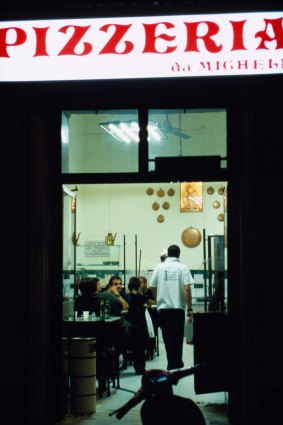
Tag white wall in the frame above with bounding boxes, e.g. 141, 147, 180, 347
75, 182, 227, 282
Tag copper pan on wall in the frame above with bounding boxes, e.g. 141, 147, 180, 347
181, 227, 202, 248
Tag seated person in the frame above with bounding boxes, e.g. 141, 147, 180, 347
127, 276, 155, 358
139, 276, 159, 328
100, 275, 129, 313
104, 275, 132, 305
97, 275, 147, 375
138, 276, 156, 305
74, 277, 101, 316
119, 287, 132, 305
139, 276, 159, 353
127, 276, 151, 320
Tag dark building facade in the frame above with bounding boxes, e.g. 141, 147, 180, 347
1, 2, 282, 424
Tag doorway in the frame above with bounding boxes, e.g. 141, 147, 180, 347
62, 180, 228, 401
61, 107, 229, 414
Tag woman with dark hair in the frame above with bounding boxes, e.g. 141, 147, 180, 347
127, 276, 151, 328
128, 276, 150, 308
127, 277, 155, 360
74, 277, 101, 316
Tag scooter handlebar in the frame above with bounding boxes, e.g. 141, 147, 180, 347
110, 363, 207, 419
109, 387, 145, 420
167, 363, 207, 385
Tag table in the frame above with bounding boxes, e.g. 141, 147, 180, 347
63, 316, 121, 398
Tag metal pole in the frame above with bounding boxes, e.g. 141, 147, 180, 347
203, 229, 207, 312
135, 234, 137, 275
208, 236, 213, 301
73, 196, 77, 298
138, 249, 142, 276
123, 234, 126, 284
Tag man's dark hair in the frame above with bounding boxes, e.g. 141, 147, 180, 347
108, 275, 122, 286
167, 245, 180, 258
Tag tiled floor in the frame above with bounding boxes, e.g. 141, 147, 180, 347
57, 330, 229, 425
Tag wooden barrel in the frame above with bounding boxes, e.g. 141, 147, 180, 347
69, 337, 96, 414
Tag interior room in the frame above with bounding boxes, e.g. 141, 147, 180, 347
63, 181, 228, 304
62, 180, 229, 424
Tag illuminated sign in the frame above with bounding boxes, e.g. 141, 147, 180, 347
0, 12, 282, 81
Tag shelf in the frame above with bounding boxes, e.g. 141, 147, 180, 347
77, 262, 119, 267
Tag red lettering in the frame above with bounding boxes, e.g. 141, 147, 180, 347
33, 27, 49, 56
268, 58, 283, 69
0, 27, 27, 58
199, 61, 212, 71
142, 22, 176, 53
230, 20, 247, 51
99, 24, 133, 54
0, 15, 282, 63
237, 60, 249, 70
255, 18, 283, 49
58, 25, 92, 56
184, 21, 222, 53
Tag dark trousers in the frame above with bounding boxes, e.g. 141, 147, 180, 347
159, 308, 185, 370
129, 323, 147, 371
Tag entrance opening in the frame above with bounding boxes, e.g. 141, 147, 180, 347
62, 181, 228, 406
61, 107, 229, 419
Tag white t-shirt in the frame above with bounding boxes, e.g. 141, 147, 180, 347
150, 257, 194, 310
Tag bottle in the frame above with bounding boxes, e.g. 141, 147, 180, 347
100, 299, 105, 319
104, 299, 111, 319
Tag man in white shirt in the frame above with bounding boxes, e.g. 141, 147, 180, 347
149, 244, 194, 370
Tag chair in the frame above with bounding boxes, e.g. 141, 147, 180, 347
96, 340, 120, 397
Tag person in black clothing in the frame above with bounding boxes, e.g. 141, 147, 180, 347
127, 276, 156, 361
139, 276, 159, 350
74, 276, 101, 316
99, 275, 147, 375
127, 276, 151, 329
75, 275, 146, 374
74, 277, 113, 395
139, 276, 156, 305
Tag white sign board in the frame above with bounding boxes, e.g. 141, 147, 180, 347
84, 241, 110, 257
0, 12, 282, 81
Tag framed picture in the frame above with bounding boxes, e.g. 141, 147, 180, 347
180, 182, 203, 212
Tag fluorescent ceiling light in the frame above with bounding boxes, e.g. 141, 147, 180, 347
99, 120, 167, 143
